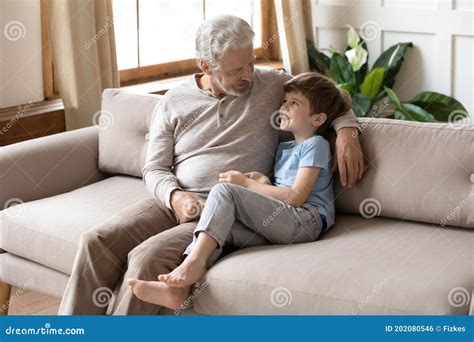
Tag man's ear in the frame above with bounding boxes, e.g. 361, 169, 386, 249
199, 60, 213, 76
312, 113, 327, 127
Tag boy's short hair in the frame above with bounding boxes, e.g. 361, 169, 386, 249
283, 72, 352, 134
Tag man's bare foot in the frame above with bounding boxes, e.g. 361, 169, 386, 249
127, 278, 190, 310
158, 256, 207, 287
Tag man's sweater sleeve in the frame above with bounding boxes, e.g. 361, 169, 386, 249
142, 100, 181, 208
331, 109, 360, 133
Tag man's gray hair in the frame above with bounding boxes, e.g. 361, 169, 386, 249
195, 15, 255, 69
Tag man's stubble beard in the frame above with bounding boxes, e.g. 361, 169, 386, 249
214, 76, 252, 97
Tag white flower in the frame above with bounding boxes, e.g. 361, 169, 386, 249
347, 25, 360, 49
345, 45, 368, 72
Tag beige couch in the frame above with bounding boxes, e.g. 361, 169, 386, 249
1, 89, 473, 315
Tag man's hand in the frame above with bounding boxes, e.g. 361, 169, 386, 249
332, 127, 365, 187
170, 190, 206, 223
244, 171, 271, 185
219, 170, 250, 187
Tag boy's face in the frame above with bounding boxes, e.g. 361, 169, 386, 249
279, 91, 324, 133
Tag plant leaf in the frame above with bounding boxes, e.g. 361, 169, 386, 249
373, 42, 413, 88
394, 109, 415, 121
394, 110, 407, 120
374, 89, 387, 103
338, 82, 355, 94
352, 93, 372, 117
385, 87, 436, 122
306, 39, 330, 74
360, 67, 385, 100
328, 53, 356, 86
384, 87, 403, 110
408, 91, 468, 122
402, 103, 437, 122
354, 41, 369, 88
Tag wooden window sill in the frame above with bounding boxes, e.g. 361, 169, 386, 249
0, 98, 65, 146
0, 98, 64, 122
122, 59, 284, 94
0, 59, 283, 146
0, 59, 284, 120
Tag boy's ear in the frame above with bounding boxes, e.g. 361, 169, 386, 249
312, 112, 327, 127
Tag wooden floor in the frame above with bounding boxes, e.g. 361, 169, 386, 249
8, 286, 60, 315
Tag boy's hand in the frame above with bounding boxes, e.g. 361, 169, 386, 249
244, 171, 271, 185
219, 170, 249, 187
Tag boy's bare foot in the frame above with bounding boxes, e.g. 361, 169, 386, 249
158, 256, 207, 287
127, 278, 190, 310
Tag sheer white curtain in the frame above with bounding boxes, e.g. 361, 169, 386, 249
274, 0, 314, 75
49, 0, 119, 130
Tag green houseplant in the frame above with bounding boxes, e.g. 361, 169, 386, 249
307, 26, 468, 123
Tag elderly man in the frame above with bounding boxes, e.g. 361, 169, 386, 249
59, 15, 364, 315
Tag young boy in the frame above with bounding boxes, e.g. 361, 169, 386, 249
127, 72, 352, 309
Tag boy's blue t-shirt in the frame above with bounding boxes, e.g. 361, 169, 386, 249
273, 135, 335, 230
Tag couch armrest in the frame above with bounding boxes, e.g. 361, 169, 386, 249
0, 126, 108, 208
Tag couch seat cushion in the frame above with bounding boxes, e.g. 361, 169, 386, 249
194, 215, 473, 315
0, 176, 151, 274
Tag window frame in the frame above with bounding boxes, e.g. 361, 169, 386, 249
40, 0, 58, 99
118, 0, 280, 85
40, 0, 280, 94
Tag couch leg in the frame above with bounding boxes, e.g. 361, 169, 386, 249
0, 282, 12, 315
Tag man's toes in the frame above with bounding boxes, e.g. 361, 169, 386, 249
168, 276, 179, 284
157, 274, 168, 282
169, 276, 183, 286
170, 277, 181, 285
161, 276, 175, 286
131, 282, 144, 297
127, 278, 139, 288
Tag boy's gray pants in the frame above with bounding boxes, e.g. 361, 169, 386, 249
184, 182, 325, 265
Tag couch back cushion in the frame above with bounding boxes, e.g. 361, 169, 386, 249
98, 89, 162, 177
335, 118, 474, 229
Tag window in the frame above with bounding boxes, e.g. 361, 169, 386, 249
113, 0, 278, 85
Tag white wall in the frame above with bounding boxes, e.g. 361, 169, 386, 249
312, 0, 474, 119
0, 0, 44, 108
